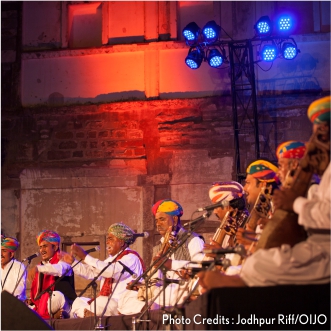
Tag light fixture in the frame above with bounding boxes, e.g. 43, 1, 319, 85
261, 44, 277, 62
182, 22, 200, 45
202, 20, 220, 43
185, 48, 204, 69
254, 16, 272, 36
281, 42, 298, 60
207, 49, 223, 68
277, 16, 293, 33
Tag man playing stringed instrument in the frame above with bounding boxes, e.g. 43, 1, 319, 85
119, 199, 205, 313
235, 160, 279, 248
197, 95, 331, 290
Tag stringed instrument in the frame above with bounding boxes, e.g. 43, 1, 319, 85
256, 127, 330, 250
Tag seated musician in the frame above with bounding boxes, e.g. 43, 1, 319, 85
276, 140, 320, 197
236, 160, 278, 252
1, 235, 27, 301
62, 223, 144, 318
197, 95, 330, 290
204, 181, 249, 250
27, 230, 76, 319
118, 199, 205, 314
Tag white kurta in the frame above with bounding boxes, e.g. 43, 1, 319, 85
241, 163, 331, 286
71, 248, 143, 317
118, 235, 205, 314
1, 259, 27, 301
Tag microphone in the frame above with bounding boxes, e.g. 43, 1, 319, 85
203, 245, 247, 257
118, 261, 137, 279
164, 278, 186, 286
132, 232, 149, 239
183, 211, 210, 227
85, 246, 100, 254
196, 200, 230, 212
22, 252, 40, 262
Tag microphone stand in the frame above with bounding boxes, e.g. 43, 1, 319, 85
11, 258, 30, 297
94, 263, 127, 330
78, 247, 126, 328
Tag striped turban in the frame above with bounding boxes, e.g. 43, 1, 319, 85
108, 223, 135, 244
1, 236, 19, 252
209, 181, 244, 203
36, 230, 60, 246
246, 160, 278, 183
276, 141, 306, 160
152, 199, 183, 217
307, 96, 330, 124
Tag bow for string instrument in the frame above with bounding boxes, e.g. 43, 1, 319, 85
256, 127, 330, 250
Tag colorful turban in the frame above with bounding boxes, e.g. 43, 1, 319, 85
307, 96, 331, 124
108, 223, 135, 244
246, 160, 278, 183
152, 199, 183, 217
276, 141, 306, 160
1, 236, 19, 252
36, 230, 60, 246
209, 181, 244, 203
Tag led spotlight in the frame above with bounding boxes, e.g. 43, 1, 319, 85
261, 45, 277, 62
277, 16, 292, 33
282, 42, 298, 60
202, 20, 220, 43
207, 49, 223, 68
185, 48, 204, 69
182, 22, 200, 45
254, 16, 272, 36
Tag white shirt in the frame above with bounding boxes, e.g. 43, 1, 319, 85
240, 163, 331, 286
36, 259, 74, 276
1, 259, 27, 301
72, 248, 143, 302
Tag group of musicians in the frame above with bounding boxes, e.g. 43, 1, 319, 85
1, 95, 330, 322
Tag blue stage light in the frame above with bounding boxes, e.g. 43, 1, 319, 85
282, 42, 298, 60
202, 21, 220, 43
207, 49, 223, 68
254, 16, 272, 36
261, 45, 277, 62
277, 16, 292, 33
185, 49, 204, 69
182, 22, 200, 45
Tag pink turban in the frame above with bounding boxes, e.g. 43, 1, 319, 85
36, 230, 60, 246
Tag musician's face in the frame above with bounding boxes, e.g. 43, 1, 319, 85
39, 241, 58, 262
106, 233, 125, 256
155, 212, 177, 236
243, 175, 263, 210
1, 248, 14, 268
313, 122, 330, 142
213, 206, 230, 221
277, 158, 299, 185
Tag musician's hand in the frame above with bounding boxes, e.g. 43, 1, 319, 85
257, 217, 269, 230
27, 266, 37, 284
235, 228, 255, 246
126, 280, 139, 291
152, 255, 172, 270
272, 188, 297, 211
197, 270, 247, 291
59, 251, 74, 265
203, 239, 222, 258
71, 243, 87, 260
